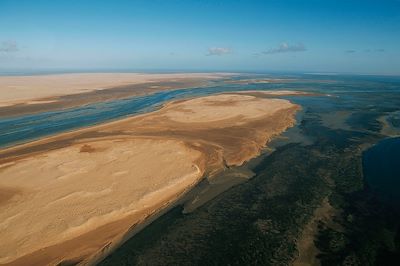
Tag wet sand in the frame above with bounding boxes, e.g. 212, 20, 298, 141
0, 73, 230, 117
0, 93, 300, 265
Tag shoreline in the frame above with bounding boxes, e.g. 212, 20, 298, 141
0, 91, 302, 162
0, 89, 313, 150
0, 72, 232, 117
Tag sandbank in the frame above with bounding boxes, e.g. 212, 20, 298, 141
0, 73, 230, 117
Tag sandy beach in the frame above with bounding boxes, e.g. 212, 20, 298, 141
0, 93, 300, 265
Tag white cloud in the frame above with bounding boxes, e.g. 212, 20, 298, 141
0, 40, 19, 53
262, 42, 306, 55
207, 47, 232, 56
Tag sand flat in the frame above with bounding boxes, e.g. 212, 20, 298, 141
0, 73, 229, 107
0, 93, 300, 265
162, 94, 293, 124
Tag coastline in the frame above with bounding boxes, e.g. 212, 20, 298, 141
0, 92, 300, 265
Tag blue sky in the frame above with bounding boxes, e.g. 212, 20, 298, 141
0, 0, 399, 74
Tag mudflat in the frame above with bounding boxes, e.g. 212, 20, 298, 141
0, 93, 300, 265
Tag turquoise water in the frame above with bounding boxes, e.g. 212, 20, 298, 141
0, 87, 222, 148
1, 74, 400, 149
0, 78, 306, 148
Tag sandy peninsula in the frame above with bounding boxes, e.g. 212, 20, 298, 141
0, 73, 230, 117
0, 93, 300, 265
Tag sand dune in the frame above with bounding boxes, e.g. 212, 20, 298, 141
0, 93, 300, 265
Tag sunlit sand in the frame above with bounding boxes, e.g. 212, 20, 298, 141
0, 93, 299, 265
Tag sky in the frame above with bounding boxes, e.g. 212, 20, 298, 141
0, 0, 400, 74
